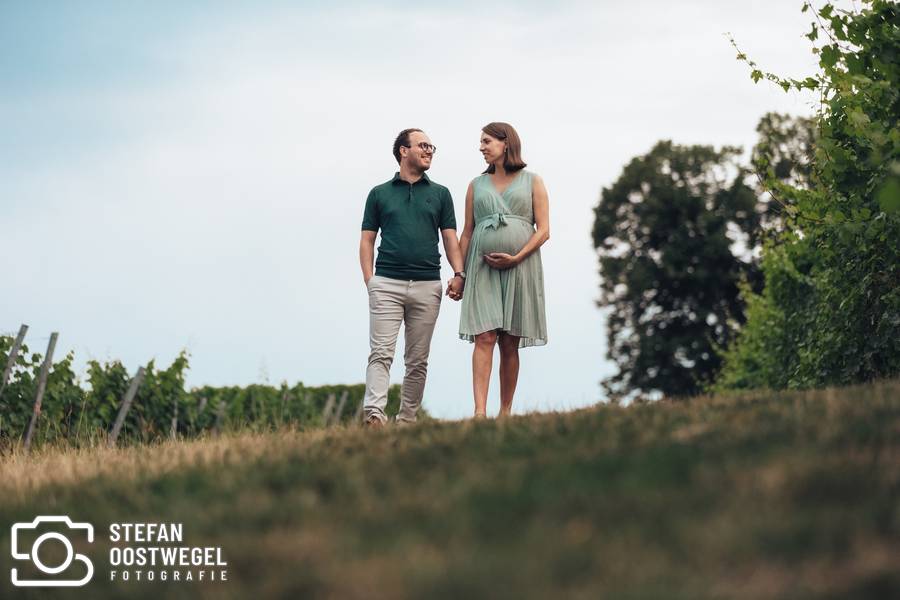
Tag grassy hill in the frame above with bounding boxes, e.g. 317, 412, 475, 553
1, 380, 898, 599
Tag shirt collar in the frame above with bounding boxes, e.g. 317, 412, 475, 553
392, 172, 431, 185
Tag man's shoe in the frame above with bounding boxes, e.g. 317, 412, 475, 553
365, 416, 385, 429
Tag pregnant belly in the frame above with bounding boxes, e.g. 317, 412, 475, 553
477, 221, 533, 257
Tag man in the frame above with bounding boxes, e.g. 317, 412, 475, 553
359, 128, 465, 427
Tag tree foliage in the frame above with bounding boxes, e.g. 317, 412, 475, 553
719, 1, 900, 389
592, 141, 761, 400
751, 112, 817, 233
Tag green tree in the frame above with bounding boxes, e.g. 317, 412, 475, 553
720, 1, 900, 389
751, 112, 817, 233
592, 141, 760, 400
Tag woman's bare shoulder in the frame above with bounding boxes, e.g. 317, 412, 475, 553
521, 170, 542, 187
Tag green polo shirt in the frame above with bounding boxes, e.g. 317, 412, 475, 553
361, 172, 457, 281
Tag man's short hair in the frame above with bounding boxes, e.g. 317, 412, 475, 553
393, 128, 424, 165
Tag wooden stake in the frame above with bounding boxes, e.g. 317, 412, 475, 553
332, 390, 349, 426
23, 332, 58, 452
321, 393, 336, 426
354, 397, 365, 424
74, 396, 87, 443
214, 399, 225, 436
280, 388, 289, 425
107, 366, 145, 447
0, 324, 29, 401
170, 395, 179, 440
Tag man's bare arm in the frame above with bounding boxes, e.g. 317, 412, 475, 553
360, 230, 377, 285
441, 228, 465, 300
441, 228, 464, 274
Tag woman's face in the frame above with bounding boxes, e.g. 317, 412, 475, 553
480, 132, 506, 165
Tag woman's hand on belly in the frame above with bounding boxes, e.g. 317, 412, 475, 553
483, 252, 521, 269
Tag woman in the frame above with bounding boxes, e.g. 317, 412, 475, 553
453, 122, 549, 418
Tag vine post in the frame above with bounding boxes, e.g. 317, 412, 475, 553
107, 366, 146, 447
23, 332, 58, 452
0, 324, 29, 401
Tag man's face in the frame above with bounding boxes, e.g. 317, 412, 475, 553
401, 131, 435, 172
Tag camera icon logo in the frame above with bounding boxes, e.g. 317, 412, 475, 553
10, 516, 94, 587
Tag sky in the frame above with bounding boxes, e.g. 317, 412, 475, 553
1, 1, 826, 419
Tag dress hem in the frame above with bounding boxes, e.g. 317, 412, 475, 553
458, 328, 547, 349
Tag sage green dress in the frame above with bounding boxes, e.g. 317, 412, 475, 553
459, 170, 547, 348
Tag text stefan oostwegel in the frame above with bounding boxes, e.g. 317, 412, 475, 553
108, 522, 228, 583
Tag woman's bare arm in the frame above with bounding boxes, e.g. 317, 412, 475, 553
458, 181, 476, 264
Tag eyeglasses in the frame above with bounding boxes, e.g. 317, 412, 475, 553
404, 142, 437, 155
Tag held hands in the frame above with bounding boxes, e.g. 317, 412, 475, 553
483, 253, 520, 269
446, 275, 464, 301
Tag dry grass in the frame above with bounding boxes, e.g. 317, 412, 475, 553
0, 426, 354, 503
1, 380, 898, 599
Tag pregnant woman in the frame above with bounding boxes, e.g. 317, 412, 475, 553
455, 122, 549, 418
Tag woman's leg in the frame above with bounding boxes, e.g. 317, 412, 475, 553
473, 330, 498, 416
498, 333, 520, 416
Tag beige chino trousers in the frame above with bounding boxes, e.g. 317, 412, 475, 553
364, 275, 442, 423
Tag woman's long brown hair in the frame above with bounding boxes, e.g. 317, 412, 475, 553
482, 122, 527, 174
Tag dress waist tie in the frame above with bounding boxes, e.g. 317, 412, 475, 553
476, 213, 533, 230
